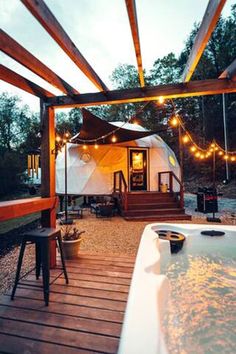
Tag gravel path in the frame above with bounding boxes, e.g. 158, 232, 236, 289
1, 201, 235, 295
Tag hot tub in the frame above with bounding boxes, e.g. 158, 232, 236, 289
118, 223, 236, 354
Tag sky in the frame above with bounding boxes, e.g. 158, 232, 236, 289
1, 0, 235, 112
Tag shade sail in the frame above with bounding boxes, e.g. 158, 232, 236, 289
70, 109, 156, 145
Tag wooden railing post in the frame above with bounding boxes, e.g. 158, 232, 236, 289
158, 172, 160, 191
180, 185, 184, 208
40, 100, 57, 267
169, 172, 173, 192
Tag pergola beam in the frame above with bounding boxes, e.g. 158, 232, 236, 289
46, 79, 236, 108
0, 29, 78, 96
219, 58, 236, 81
182, 0, 226, 82
0, 65, 54, 98
21, 0, 108, 92
125, 0, 145, 87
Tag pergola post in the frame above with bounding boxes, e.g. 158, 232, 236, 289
40, 100, 57, 267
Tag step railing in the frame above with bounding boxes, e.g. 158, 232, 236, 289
113, 170, 128, 211
158, 171, 184, 208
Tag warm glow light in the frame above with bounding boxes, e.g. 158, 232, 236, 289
63, 139, 67, 144
182, 135, 190, 144
211, 143, 215, 148
190, 146, 196, 152
158, 96, 165, 104
94, 143, 99, 149
224, 155, 229, 160
56, 136, 61, 142
111, 135, 117, 143
210, 148, 214, 152
195, 152, 200, 158
218, 151, 223, 156
214, 147, 219, 151
132, 120, 139, 126
170, 116, 179, 127
231, 156, 235, 161
82, 144, 87, 150
65, 132, 70, 138
200, 154, 205, 159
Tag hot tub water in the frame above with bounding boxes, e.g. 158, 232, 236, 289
160, 229, 236, 354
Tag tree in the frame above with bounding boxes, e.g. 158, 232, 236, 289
0, 93, 32, 154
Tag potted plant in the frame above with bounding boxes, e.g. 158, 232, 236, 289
61, 225, 85, 259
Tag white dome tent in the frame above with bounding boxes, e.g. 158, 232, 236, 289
56, 119, 180, 195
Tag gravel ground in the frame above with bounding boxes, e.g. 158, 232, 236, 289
1, 198, 235, 295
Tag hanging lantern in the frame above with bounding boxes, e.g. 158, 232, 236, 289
27, 149, 40, 178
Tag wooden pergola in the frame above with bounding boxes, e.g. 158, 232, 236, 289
0, 0, 236, 255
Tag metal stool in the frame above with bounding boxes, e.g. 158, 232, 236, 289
11, 227, 68, 306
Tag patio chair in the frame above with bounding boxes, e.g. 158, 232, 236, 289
96, 204, 114, 218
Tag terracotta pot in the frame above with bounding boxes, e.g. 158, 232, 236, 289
62, 238, 82, 259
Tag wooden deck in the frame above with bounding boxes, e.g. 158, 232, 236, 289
0, 253, 135, 354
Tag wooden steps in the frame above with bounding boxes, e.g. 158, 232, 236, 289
123, 191, 191, 221
0, 253, 135, 354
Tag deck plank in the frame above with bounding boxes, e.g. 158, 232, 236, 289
0, 253, 135, 353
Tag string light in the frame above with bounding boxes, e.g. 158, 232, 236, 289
170, 116, 179, 127
158, 96, 165, 104
169, 111, 236, 163
111, 135, 117, 143
182, 134, 190, 144
94, 142, 99, 149
82, 144, 87, 150
56, 136, 61, 143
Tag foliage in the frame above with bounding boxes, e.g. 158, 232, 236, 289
61, 225, 85, 241
1, 4, 235, 192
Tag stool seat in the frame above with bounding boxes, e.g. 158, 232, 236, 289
11, 227, 68, 306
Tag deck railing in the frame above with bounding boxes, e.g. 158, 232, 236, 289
158, 171, 184, 208
113, 170, 128, 211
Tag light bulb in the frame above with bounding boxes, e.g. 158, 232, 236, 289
94, 143, 99, 149
224, 155, 229, 160
182, 135, 189, 144
82, 144, 87, 150
170, 116, 178, 127
218, 151, 223, 156
230, 156, 235, 161
111, 135, 117, 143
56, 136, 61, 143
158, 96, 165, 104
190, 146, 196, 152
